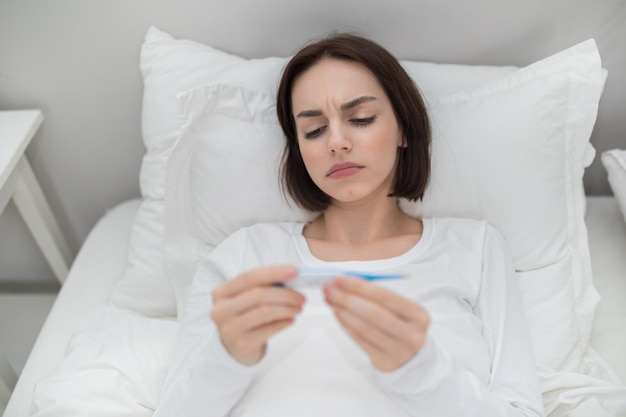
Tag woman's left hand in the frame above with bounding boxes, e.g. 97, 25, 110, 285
323, 275, 430, 372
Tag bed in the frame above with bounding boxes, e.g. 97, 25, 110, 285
3, 16, 626, 417
3, 195, 626, 417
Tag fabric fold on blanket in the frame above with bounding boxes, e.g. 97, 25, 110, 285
30, 305, 179, 417
29, 304, 626, 417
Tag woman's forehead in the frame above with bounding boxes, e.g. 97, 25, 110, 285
291, 58, 386, 111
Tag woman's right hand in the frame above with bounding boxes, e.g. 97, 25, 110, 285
210, 265, 305, 366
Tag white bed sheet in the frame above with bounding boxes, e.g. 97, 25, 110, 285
3, 196, 626, 416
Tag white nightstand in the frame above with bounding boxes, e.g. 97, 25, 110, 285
0, 110, 72, 404
0, 110, 71, 282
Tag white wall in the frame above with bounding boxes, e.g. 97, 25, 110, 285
0, 0, 625, 283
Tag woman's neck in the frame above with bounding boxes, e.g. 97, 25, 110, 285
305, 196, 419, 246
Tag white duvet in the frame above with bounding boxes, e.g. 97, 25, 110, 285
29, 303, 626, 417
30, 305, 178, 417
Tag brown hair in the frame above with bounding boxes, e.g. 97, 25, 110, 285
277, 33, 431, 212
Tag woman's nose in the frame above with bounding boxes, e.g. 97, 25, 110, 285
327, 126, 352, 154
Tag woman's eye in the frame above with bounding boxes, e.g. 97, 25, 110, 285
351, 116, 376, 127
304, 126, 326, 139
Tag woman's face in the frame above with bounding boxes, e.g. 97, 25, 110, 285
291, 58, 404, 207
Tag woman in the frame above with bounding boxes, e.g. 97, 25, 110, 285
155, 34, 545, 417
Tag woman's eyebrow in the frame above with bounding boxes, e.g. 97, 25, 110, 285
296, 109, 323, 118
341, 95, 377, 111
295, 95, 377, 118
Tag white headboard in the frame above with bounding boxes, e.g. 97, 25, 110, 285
0, 0, 624, 282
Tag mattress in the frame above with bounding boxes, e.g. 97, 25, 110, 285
4, 196, 626, 416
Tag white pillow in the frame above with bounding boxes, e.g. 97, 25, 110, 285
403, 40, 602, 374
110, 25, 536, 317
108, 27, 286, 316
164, 85, 310, 312
164, 39, 604, 379
601, 149, 626, 225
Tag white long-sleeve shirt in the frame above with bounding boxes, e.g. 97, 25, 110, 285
154, 218, 545, 417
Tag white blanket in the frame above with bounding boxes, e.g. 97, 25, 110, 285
30, 306, 178, 416
29, 302, 626, 417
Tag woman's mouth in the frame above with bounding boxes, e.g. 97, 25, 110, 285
326, 162, 364, 179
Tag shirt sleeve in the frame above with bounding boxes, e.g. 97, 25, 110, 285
375, 223, 545, 417
153, 230, 258, 417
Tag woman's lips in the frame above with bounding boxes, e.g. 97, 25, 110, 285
327, 162, 364, 179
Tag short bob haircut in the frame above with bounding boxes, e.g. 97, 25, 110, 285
276, 33, 431, 213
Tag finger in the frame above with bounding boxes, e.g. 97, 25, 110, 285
236, 304, 303, 332
212, 286, 305, 321
222, 318, 296, 366
332, 305, 397, 352
245, 318, 296, 349
337, 303, 426, 353
337, 320, 413, 372
219, 306, 301, 356
333, 276, 429, 324
332, 305, 425, 372
330, 308, 406, 372
335, 309, 385, 357
326, 285, 413, 341
214, 265, 298, 299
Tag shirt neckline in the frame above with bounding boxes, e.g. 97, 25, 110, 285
292, 218, 433, 269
